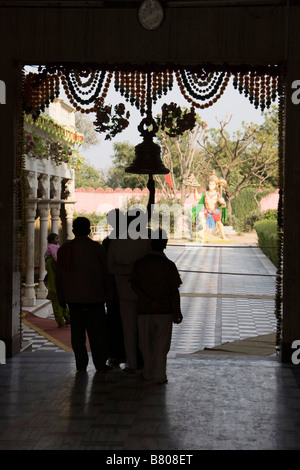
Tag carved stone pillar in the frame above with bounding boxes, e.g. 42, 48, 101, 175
38, 173, 49, 199
22, 199, 38, 307
36, 201, 50, 299
50, 176, 61, 234
50, 175, 61, 200
64, 202, 75, 240
50, 176, 62, 235
63, 178, 75, 240
25, 170, 37, 199
50, 201, 61, 234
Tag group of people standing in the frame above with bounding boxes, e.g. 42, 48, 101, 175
44, 177, 183, 384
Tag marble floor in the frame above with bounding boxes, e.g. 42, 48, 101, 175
1, 244, 300, 453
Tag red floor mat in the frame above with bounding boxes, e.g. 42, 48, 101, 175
22, 310, 91, 352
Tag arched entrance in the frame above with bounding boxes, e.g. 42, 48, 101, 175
19, 62, 284, 356
1, 2, 299, 363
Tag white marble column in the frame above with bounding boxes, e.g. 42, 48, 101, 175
50, 176, 61, 234
36, 201, 50, 299
22, 199, 38, 307
50, 201, 61, 235
64, 202, 75, 240
63, 178, 75, 240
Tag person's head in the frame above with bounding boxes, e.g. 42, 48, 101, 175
207, 171, 219, 191
151, 228, 168, 252
72, 217, 91, 237
208, 180, 217, 191
47, 233, 59, 244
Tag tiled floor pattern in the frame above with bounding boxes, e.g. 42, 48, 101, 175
22, 244, 278, 355
1, 353, 300, 450
3, 245, 300, 451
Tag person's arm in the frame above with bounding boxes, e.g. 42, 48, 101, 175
170, 286, 183, 324
55, 249, 67, 308
194, 187, 202, 200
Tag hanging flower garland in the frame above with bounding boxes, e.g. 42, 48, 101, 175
61, 69, 113, 114
114, 70, 173, 115
274, 69, 285, 352
16, 63, 27, 349
23, 71, 60, 120
175, 68, 230, 109
158, 102, 196, 137
23, 64, 282, 141
93, 102, 130, 140
62, 69, 106, 108
232, 69, 279, 111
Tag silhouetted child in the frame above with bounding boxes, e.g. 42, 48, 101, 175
45, 233, 60, 261
129, 229, 183, 384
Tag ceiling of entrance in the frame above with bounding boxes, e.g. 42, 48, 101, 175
0, 0, 287, 7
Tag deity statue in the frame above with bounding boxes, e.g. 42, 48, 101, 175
191, 171, 227, 239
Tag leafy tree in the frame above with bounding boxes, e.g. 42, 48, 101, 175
106, 141, 148, 189
155, 116, 209, 205
75, 159, 107, 189
73, 211, 107, 227
75, 112, 100, 150
100, 106, 279, 223
197, 105, 279, 218
74, 113, 106, 189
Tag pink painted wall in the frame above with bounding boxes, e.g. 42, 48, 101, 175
74, 187, 195, 215
74, 187, 149, 215
259, 189, 279, 212
74, 187, 279, 215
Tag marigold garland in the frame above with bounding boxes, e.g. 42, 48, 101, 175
114, 70, 173, 115
232, 69, 279, 111
23, 63, 282, 139
274, 68, 285, 352
24, 71, 60, 120
175, 69, 230, 109
16, 63, 27, 348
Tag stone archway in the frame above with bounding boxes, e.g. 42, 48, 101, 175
1, 3, 299, 362
20, 62, 284, 354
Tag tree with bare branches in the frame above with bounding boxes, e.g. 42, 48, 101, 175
196, 106, 278, 218
155, 105, 278, 219
154, 117, 209, 205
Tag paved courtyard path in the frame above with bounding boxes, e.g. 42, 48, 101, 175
166, 242, 277, 354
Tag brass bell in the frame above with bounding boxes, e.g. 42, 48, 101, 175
126, 138, 169, 175
125, 116, 169, 175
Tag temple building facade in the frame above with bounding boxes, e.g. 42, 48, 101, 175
22, 98, 82, 307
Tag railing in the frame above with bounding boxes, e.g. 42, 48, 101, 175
90, 225, 112, 242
